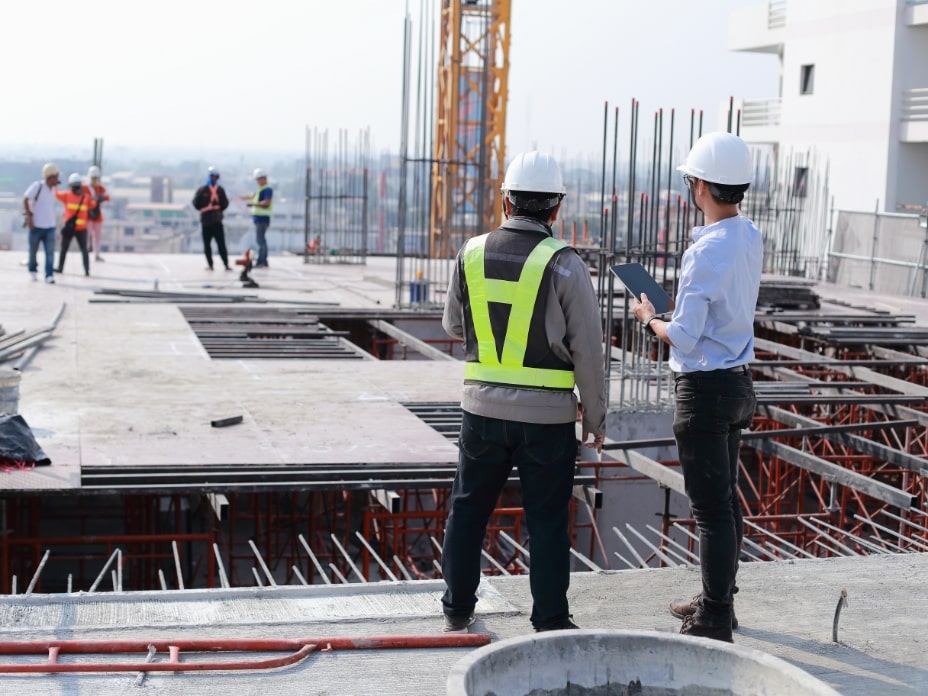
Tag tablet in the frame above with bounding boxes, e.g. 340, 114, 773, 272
610, 263, 673, 315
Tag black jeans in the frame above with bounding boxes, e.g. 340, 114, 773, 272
441, 411, 576, 629
673, 368, 756, 627
58, 230, 90, 275
202, 221, 229, 269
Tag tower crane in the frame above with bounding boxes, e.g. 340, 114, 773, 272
430, 0, 512, 259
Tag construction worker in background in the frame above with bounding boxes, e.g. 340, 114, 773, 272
85, 165, 110, 262
240, 168, 273, 268
23, 163, 61, 283
55, 173, 97, 277
440, 151, 606, 634
192, 166, 231, 271
632, 132, 762, 643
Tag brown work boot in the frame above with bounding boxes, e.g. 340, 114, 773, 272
670, 593, 738, 629
679, 614, 733, 643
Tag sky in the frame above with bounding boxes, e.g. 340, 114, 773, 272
1, 0, 779, 165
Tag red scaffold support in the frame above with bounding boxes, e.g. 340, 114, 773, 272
0, 634, 491, 674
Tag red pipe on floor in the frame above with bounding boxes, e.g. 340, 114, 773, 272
0, 634, 491, 674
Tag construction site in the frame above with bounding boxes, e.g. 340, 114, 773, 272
2, 0, 928, 694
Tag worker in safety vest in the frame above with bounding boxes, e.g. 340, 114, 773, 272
440, 151, 606, 634
240, 168, 273, 268
85, 165, 110, 263
55, 172, 97, 276
192, 166, 231, 271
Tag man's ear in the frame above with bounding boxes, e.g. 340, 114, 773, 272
503, 197, 512, 219
548, 201, 562, 224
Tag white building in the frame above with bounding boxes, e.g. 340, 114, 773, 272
730, 0, 928, 214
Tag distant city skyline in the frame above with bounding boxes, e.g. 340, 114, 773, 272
4, 0, 777, 165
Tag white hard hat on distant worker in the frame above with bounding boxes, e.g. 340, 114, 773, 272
88, 165, 101, 179
677, 132, 754, 186
253, 168, 267, 180
42, 163, 60, 178
67, 173, 82, 186
208, 166, 219, 177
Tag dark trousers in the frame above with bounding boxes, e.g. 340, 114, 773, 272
57, 230, 90, 275
673, 368, 756, 627
441, 411, 576, 629
254, 219, 269, 265
202, 221, 229, 269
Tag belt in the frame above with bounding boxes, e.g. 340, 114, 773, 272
674, 365, 750, 377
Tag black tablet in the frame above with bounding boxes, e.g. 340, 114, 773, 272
610, 263, 673, 315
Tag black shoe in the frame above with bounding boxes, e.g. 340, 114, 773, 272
443, 613, 475, 633
224, 266, 232, 271
534, 616, 579, 632
254, 262, 269, 268
205, 266, 214, 271
670, 593, 738, 630
679, 614, 733, 643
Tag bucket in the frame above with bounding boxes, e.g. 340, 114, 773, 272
0, 369, 21, 416
447, 629, 841, 696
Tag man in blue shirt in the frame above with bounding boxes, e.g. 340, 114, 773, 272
632, 132, 762, 643
241, 168, 273, 268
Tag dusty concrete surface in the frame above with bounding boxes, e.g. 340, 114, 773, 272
2, 252, 927, 694
0, 554, 925, 694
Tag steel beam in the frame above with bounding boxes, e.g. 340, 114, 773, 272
749, 439, 918, 510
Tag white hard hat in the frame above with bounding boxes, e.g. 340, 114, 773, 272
501, 151, 566, 195
67, 173, 82, 186
677, 132, 754, 186
208, 166, 219, 177
253, 168, 267, 179
88, 165, 101, 179
42, 163, 60, 178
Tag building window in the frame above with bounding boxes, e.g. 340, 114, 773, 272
800, 64, 815, 95
124, 227, 135, 236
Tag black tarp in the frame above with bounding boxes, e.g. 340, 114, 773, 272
0, 413, 50, 466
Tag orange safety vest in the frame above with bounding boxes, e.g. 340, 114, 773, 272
55, 190, 96, 232
86, 183, 109, 223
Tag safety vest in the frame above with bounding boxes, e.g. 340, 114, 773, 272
58, 191, 93, 231
252, 185, 272, 218
462, 233, 575, 390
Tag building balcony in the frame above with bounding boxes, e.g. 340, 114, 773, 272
734, 98, 781, 144
906, 0, 928, 26
901, 88, 928, 142
729, 0, 786, 54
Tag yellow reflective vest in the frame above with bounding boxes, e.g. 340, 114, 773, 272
462, 233, 575, 390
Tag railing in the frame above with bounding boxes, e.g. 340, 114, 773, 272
768, 0, 787, 29
741, 98, 782, 128
901, 87, 928, 121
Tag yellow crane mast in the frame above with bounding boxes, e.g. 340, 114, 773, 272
430, 0, 512, 259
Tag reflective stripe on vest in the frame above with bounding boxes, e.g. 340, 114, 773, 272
463, 234, 575, 390
252, 184, 272, 218
66, 195, 91, 229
